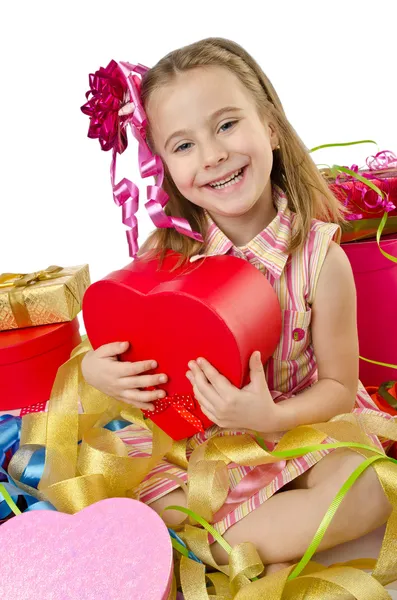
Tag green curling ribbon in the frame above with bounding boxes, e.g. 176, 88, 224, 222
287, 454, 392, 580
0, 483, 21, 516
377, 210, 397, 264
360, 356, 397, 370
332, 165, 384, 200
165, 504, 233, 556
309, 140, 377, 153
170, 536, 191, 559
255, 440, 386, 460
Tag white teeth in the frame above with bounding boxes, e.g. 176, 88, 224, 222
209, 168, 244, 188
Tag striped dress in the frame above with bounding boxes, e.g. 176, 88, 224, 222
117, 186, 389, 536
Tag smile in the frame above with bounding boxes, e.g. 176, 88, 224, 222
205, 166, 247, 192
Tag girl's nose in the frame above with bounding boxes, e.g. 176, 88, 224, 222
202, 140, 228, 169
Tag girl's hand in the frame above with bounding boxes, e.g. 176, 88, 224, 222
81, 341, 168, 410
186, 351, 282, 432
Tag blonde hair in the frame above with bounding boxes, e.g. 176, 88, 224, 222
138, 37, 345, 263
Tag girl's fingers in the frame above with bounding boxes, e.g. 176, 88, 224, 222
122, 400, 155, 411
121, 388, 165, 403
118, 360, 158, 377
121, 373, 168, 389
191, 384, 218, 424
188, 362, 216, 399
195, 358, 233, 395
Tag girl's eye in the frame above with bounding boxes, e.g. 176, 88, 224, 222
175, 142, 193, 153
219, 120, 237, 133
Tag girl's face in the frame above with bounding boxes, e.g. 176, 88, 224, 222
147, 66, 278, 223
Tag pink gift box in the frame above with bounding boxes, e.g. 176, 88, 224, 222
342, 235, 397, 386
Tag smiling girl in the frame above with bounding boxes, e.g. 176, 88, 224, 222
82, 38, 393, 573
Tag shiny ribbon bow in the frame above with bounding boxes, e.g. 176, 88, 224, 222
0, 417, 55, 519
0, 265, 65, 289
81, 60, 203, 258
0, 265, 69, 328
332, 150, 397, 221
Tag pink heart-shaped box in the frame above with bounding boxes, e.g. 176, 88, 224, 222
83, 251, 281, 439
1, 498, 173, 599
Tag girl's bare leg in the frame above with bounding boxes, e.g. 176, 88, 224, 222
150, 449, 392, 569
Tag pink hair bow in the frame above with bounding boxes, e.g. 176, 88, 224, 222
81, 60, 203, 257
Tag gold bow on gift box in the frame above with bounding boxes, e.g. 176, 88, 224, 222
0, 264, 90, 331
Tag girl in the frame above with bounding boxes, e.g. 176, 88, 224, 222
82, 37, 392, 573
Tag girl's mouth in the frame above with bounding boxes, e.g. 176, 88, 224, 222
205, 166, 248, 193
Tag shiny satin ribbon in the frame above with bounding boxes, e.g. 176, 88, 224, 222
0, 415, 21, 466
310, 142, 397, 264
0, 464, 54, 519
8, 338, 397, 599
143, 395, 204, 433
82, 60, 203, 258
377, 382, 397, 411
0, 265, 72, 327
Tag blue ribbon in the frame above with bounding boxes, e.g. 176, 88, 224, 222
20, 446, 46, 489
0, 415, 21, 467
104, 419, 132, 431
0, 465, 55, 519
168, 528, 202, 563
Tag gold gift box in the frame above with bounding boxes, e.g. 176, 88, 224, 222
0, 264, 90, 331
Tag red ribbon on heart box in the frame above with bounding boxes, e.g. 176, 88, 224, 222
142, 392, 212, 438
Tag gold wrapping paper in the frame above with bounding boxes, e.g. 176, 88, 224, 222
9, 339, 397, 600
0, 264, 90, 330
341, 216, 397, 243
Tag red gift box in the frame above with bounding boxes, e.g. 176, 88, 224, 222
326, 153, 397, 242
83, 251, 282, 440
0, 318, 81, 411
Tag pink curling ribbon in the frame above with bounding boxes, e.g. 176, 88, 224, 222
331, 151, 397, 221
81, 60, 203, 257
366, 150, 397, 171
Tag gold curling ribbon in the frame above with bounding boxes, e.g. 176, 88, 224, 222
205, 572, 233, 599
283, 565, 392, 599
167, 575, 177, 600
188, 460, 229, 524
0, 265, 73, 328
12, 336, 397, 599
179, 556, 211, 600
165, 437, 189, 469
233, 563, 296, 599
180, 525, 229, 576
228, 543, 264, 594
371, 459, 397, 586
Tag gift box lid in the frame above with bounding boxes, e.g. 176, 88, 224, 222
0, 318, 80, 365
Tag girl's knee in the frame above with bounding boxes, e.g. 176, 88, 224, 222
149, 488, 187, 527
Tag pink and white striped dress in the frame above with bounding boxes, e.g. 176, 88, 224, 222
117, 186, 391, 536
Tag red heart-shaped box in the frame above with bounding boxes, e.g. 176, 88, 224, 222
83, 251, 281, 439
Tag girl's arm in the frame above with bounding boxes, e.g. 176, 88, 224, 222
275, 241, 359, 430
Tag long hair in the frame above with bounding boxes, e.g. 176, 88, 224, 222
138, 37, 345, 264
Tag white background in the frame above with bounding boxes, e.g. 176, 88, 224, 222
2, 0, 396, 307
